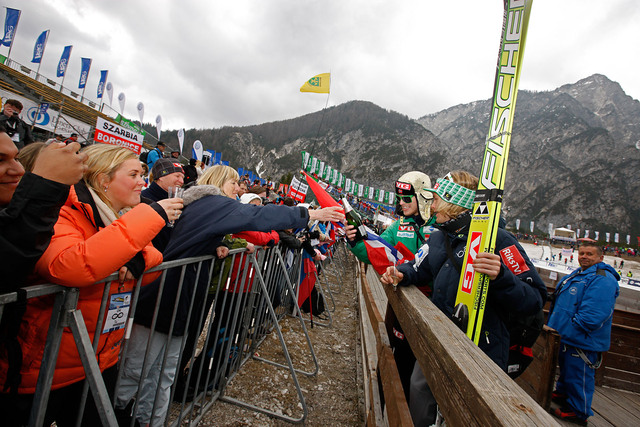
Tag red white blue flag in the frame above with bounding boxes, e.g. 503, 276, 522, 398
297, 251, 317, 307
362, 226, 414, 275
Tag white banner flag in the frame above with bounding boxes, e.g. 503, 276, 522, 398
106, 82, 113, 105
118, 92, 126, 114
155, 115, 162, 140
177, 129, 185, 153
530, 221, 534, 233
136, 102, 144, 124
192, 140, 203, 161
516, 219, 520, 230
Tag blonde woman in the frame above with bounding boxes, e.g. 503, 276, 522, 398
3, 144, 182, 426
120, 165, 344, 424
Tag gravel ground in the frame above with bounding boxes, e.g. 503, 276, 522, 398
197, 251, 364, 426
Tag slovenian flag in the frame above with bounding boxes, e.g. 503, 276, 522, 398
362, 226, 414, 275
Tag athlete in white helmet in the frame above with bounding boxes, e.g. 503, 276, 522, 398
345, 171, 436, 399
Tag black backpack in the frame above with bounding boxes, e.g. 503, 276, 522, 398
506, 309, 544, 379
300, 286, 325, 315
139, 150, 149, 164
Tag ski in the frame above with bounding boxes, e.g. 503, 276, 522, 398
453, 0, 533, 345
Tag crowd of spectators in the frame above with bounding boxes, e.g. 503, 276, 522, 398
0, 118, 344, 426
0, 100, 633, 425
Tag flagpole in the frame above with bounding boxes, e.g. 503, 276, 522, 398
297, 71, 332, 202
5, 9, 21, 61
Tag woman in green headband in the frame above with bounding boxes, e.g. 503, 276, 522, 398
381, 170, 546, 426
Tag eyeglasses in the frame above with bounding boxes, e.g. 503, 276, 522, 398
397, 194, 415, 203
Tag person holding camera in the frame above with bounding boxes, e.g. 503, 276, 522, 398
0, 99, 34, 149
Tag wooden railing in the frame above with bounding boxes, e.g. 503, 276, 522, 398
358, 263, 558, 426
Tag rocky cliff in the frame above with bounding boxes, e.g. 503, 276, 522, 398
162, 74, 640, 238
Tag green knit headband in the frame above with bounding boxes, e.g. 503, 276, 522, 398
427, 178, 476, 210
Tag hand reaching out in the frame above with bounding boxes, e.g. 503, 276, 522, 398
32, 142, 88, 185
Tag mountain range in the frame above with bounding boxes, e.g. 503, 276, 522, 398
161, 74, 640, 240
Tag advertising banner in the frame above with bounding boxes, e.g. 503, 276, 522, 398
0, 88, 91, 136
94, 117, 143, 154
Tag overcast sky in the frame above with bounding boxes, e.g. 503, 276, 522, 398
3, 0, 639, 132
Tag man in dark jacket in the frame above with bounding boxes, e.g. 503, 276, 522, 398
0, 128, 87, 292
0, 127, 86, 406
141, 158, 184, 251
0, 100, 33, 149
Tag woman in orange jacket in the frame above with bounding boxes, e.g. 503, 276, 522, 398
0, 144, 183, 426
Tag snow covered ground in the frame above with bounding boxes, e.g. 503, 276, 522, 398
518, 241, 640, 291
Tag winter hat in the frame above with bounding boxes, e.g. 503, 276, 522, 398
395, 171, 433, 221
426, 177, 476, 209
151, 158, 184, 180
240, 193, 262, 205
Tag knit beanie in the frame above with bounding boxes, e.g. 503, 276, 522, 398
151, 158, 183, 179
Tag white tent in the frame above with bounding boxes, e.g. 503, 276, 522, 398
551, 227, 577, 242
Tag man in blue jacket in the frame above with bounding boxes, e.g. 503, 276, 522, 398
146, 141, 166, 169
548, 242, 619, 425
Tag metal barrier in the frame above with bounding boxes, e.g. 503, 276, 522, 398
0, 239, 350, 426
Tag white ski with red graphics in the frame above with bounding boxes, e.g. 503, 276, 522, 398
453, 0, 533, 345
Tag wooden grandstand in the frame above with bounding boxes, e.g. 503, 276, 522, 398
0, 61, 154, 150
0, 62, 111, 131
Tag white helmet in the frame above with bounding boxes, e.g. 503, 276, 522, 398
395, 171, 433, 222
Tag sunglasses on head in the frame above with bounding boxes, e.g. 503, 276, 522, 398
397, 194, 415, 203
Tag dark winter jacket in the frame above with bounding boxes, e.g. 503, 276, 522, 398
0, 173, 69, 292
0, 173, 68, 393
277, 230, 303, 250
0, 114, 33, 149
548, 262, 619, 352
141, 181, 172, 251
134, 185, 311, 335
397, 227, 547, 370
